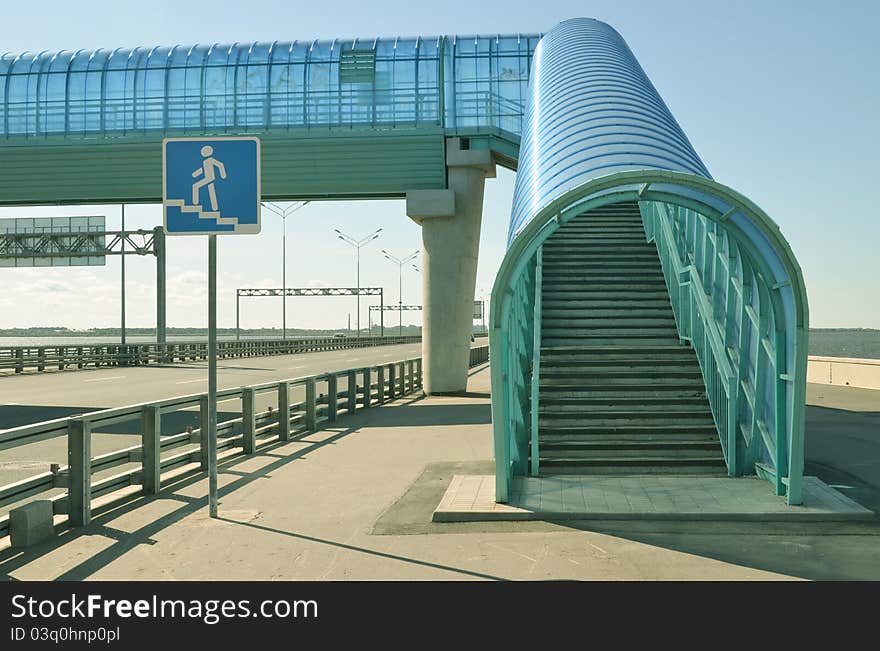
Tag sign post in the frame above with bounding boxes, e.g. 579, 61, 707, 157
163, 136, 261, 518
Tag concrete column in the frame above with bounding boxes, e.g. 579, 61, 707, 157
407, 137, 495, 394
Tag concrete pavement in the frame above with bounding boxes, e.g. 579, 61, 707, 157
2, 366, 878, 581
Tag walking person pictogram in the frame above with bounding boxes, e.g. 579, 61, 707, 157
191, 145, 227, 211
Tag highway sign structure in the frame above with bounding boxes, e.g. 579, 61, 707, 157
163, 136, 262, 519
163, 137, 261, 235
0, 216, 105, 267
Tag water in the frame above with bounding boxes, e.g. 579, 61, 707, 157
807, 330, 880, 360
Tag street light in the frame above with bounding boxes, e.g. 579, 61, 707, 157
335, 228, 382, 337
381, 249, 419, 336
261, 201, 310, 340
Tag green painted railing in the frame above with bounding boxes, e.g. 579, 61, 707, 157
641, 201, 794, 495
493, 255, 537, 486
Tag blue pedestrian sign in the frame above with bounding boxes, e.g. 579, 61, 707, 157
163, 137, 261, 235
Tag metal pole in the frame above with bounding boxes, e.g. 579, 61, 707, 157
236, 291, 240, 341
356, 246, 360, 337
399, 261, 403, 336
154, 226, 166, 344
207, 235, 218, 518
380, 289, 384, 337
282, 214, 287, 340
121, 204, 126, 345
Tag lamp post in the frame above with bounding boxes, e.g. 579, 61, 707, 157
261, 201, 309, 340
335, 228, 382, 337
381, 250, 419, 336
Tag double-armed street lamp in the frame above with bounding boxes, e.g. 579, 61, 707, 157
261, 201, 310, 339
335, 228, 382, 336
381, 249, 419, 335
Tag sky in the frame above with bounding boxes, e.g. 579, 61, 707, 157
0, 0, 878, 331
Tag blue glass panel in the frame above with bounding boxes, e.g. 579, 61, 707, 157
0, 31, 539, 137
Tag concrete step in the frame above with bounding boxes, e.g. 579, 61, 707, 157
542, 241, 657, 248
541, 290, 671, 300
538, 414, 716, 427
538, 423, 718, 438
540, 367, 704, 380
541, 300, 673, 310
538, 431, 717, 444
542, 281, 667, 290
541, 326, 679, 337
539, 395, 711, 409
543, 259, 661, 268
540, 345, 694, 357
542, 320, 677, 331
539, 441, 722, 459
540, 377, 705, 389
538, 386, 708, 399
542, 308, 674, 319
538, 459, 727, 475
540, 364, 700, 377
542, 337, 683, 347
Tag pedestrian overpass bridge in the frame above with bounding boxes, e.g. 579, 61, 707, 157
0, 18, 809, 504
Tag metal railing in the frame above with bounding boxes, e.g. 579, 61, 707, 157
641, 201, 796, 496
0, 344, 490, 538
0, 335, 421, 375
493, 255, 537, 492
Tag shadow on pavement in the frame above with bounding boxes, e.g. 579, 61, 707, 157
0, 405, 107, 430
0, 410, 503, 582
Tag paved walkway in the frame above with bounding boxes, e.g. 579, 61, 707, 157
1, 365, 879, 581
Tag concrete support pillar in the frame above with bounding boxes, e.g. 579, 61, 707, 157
407, 137, 495, 394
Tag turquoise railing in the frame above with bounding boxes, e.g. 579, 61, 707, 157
493, 255, 536, 485
641, 201, 793, 495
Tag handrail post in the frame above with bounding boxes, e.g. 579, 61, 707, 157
347, 370, 357, 413
530, 247, 543, 476
242, 387, 257, 454
306, 377, 317, 430
405, 360, 413, 394
377, 365, 386, 404
361, 367, 372, 408
387, 363, 396, 400
67, 417, 91, 526
199, 394, 210, 470
142, 404, 161, 494
278, 381, 291, 441
327, 374, 338, 422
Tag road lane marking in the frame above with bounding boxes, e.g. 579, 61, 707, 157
175, 378, 207, 384
83, 376, 125, 383
287, 365, 307, 370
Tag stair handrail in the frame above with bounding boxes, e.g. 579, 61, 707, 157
643, 202, 738, 473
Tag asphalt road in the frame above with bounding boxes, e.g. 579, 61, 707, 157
0, 342, 426, 430
804, 383, 880, 514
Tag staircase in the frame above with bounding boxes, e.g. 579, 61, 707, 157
536, 202, 726, 475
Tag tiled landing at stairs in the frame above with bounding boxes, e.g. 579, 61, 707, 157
433, 474, 873, 522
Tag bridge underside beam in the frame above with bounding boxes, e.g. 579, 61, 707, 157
0, 129, 447, 206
